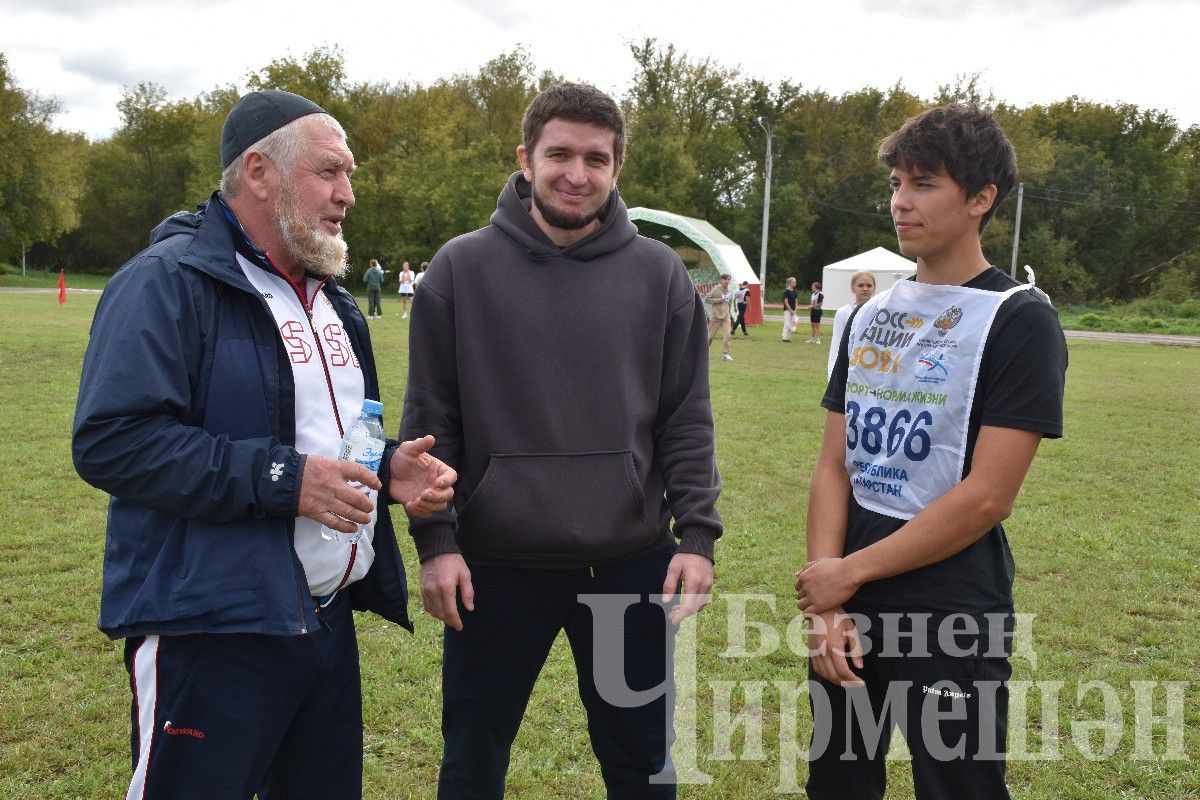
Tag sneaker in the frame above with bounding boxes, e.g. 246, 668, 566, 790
722, 353, 733, 361
815, 338, 821, 345
402, 313, 408, 319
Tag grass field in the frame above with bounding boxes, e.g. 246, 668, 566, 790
1057, 305, 1200, 338
5, 267, 1200, 338
0, 289, 1197, 798
0, 268, 111, 291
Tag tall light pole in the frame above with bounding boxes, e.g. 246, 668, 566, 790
755, 116, 773, 314
1009, 181, 1025, 279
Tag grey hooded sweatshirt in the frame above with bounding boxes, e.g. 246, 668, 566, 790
401, 172, 723, 568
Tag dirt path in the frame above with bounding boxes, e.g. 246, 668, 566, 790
763, 311, 1199, 347
1059, 330, 1199, 347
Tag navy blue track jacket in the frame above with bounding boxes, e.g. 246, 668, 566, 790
73, 193, 411, 639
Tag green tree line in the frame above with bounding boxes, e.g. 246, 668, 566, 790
4, 42, 1199, 302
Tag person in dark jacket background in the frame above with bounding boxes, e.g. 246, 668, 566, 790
403, 83, 723, 799
363, 257, 387, 318
733, 279, 751, 336
73, 90, 456, 800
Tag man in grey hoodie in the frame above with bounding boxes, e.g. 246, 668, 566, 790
401, 83, 723, 798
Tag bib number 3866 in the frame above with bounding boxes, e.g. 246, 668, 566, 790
846, 401, 933, 461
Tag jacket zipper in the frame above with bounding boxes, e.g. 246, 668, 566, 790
268, 255, 359, 600
301, 295, 360, 593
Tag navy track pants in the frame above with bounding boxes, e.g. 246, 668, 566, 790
122, 592, 362, 800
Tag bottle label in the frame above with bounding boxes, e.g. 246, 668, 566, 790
340, 436, 384, 472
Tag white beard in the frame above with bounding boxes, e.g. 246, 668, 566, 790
275, 181, 348, 278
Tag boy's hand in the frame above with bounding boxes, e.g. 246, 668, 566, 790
796, 557, 860, 615
808, 608, 864, 687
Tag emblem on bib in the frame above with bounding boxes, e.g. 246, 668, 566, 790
916, 352, 951, 384
934, 306, 963, 336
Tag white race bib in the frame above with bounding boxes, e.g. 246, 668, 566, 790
843, 278, 1032, 520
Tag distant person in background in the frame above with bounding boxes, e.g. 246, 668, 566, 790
782, 276, 798, 342
364, 258, 386, 319
706, 272, 735, 361
805, 280, 824, 344
733, 280, 751, 336
414, 261, 430, 292
397, 260, 415, 318
827, 270, 876, 377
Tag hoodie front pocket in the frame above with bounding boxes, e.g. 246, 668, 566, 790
457, 450, 658, 561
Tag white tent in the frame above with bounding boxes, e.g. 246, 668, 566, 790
821, 247, 916, 311
627, 207, 764, 324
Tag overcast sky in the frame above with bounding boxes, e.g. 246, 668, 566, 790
3, 0, 1196, 140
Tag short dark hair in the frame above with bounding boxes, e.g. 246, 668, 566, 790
878, 103, 1017, 232
522, 83, 626, 165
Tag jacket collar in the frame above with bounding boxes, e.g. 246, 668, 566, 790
214, 194, 275, 272
170, 191, 340, 297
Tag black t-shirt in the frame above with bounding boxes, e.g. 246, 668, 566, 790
822, 267, 1067, 634
783, 288, 797, 310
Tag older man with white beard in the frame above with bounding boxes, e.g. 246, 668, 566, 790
73, 90, 456, 800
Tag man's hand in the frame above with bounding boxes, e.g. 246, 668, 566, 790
389, 435, 457, 518
808, 607, 864, 687
297, 454, 379, 533
795, 557, 860, 616
420, 553, 474, 631
661, 553, 714, 625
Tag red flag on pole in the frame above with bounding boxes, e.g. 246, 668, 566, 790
57, 268, 66, 306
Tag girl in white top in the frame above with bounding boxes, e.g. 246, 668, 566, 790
397, 261, 415, 319
827, 270, 876, 377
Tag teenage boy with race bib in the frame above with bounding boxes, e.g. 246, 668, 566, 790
795, 104, 1067, 799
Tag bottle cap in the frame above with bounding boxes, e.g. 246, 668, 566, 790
361, 399, 384, 417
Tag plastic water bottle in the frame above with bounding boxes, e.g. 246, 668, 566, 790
320, 399, 385, 545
